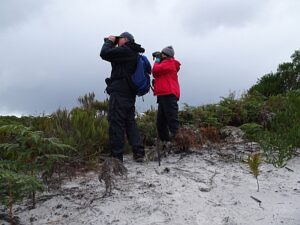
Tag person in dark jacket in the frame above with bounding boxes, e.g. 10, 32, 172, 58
152, 46, 181, 143
100, 32, 145, 162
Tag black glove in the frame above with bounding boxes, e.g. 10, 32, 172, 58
105, 77, 112, 86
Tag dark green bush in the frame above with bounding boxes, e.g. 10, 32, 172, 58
136, 107, 157, 146
259, 131, 295, 168
48, 103, 109, 161
267, 90, 300, 147
0, 169, 44, 222
240, 123, 263, 142
0, 124, 74, 216
249, 50, 300, 97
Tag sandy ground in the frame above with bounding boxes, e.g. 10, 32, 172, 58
3, 150, 300, 225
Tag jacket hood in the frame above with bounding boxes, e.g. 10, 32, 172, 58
164, 57, 181, 71
126, 42, 145, 53
174, 58, 181, 71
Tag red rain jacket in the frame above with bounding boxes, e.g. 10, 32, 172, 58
152, 58, 181, 99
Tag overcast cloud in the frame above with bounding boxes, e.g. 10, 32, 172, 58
0, 0, 299, 116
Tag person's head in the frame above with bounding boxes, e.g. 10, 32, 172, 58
161, 46, 175, 58
117, 32, 134, 46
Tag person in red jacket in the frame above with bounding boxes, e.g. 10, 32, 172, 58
152, 46, 181, 143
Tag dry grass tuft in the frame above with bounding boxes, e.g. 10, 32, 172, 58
200, 127, 220, 143
174, 127, 197, 152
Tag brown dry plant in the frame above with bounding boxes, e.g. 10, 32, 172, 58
98, 158, 127, 197
200, 127, 220, 143
247, 152, 261, 192
174, 127, 197, 152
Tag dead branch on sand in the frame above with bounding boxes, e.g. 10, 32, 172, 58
98, 158, 127, 197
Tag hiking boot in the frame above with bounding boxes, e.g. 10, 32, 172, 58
162, 141, 173, 155
133, 155, 145, 163
110, 153, 123, 162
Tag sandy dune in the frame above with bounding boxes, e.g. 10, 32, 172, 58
5, 150, 300, 225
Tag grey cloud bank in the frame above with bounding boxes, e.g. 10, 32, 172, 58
1, 0, 300, 116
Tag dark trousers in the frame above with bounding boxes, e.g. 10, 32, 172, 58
108, 93, 144, 161
157, 94, 179, 142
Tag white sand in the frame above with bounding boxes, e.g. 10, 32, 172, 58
10, 152, 300, 225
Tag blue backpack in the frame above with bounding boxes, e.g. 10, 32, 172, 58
131, 55, 151, 96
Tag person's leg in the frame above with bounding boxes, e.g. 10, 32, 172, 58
156, 96, 170, 142
163, 95, 179, 139
108, 94, 126, 162
124, 97, 145, 159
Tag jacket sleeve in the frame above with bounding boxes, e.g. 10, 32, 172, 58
152, 61, 175, 77
100, 41, 133, 63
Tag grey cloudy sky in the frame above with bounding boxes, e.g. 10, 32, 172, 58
1, 0, 299, 116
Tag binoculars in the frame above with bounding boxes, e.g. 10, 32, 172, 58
104, 37, 120, 45
152, 51, 162, 60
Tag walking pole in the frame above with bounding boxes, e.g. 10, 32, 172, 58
156, 139, 161, 166
151, 80, 161, 166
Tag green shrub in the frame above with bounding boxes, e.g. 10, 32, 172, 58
0, 169, 44, 223
0, 124, 74, 216
249, 50, 300, 97
240, 123, 263, 142
46, 94, 110, 161
178, 103, 196, 125
137, 107, 157, 146
240, 92, 265, 124
219, 92, 244, 126
0, 116, 22, 126
179, 104, 222, 128
259, 132, 295, 168
267, 91, 300, 147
